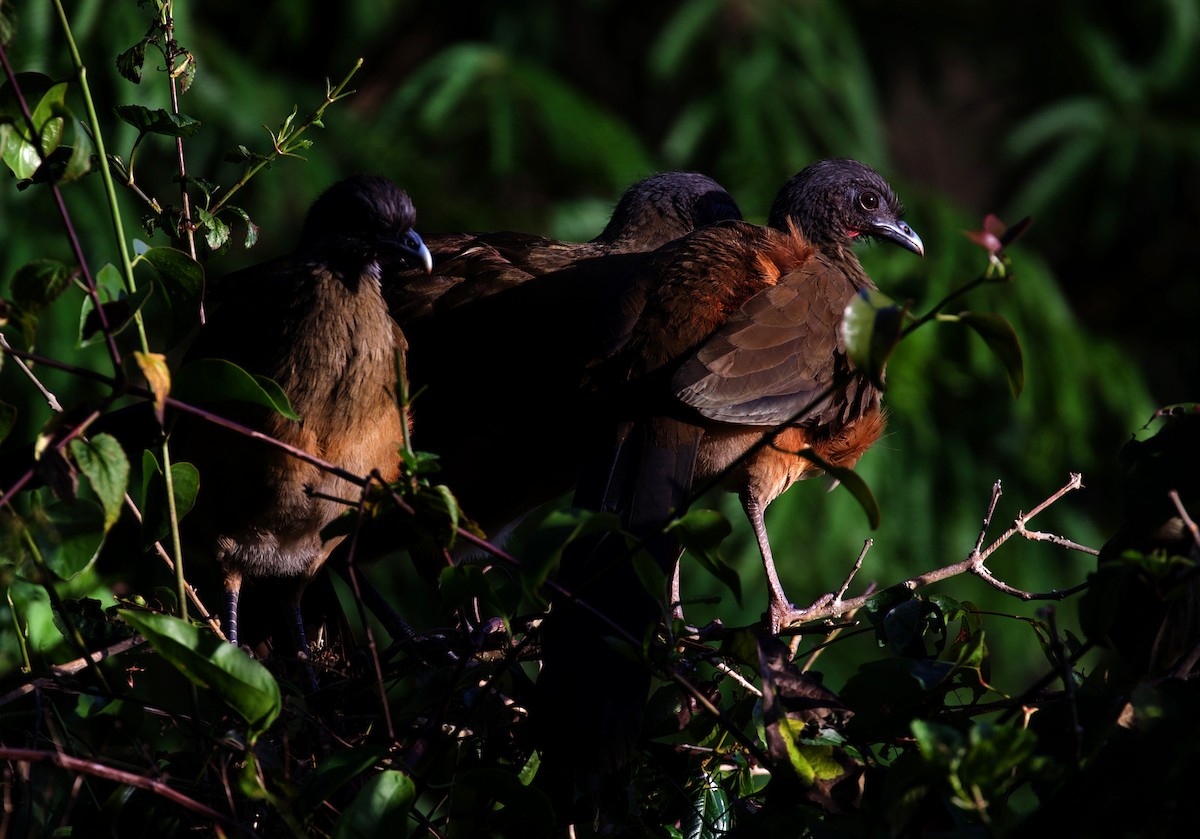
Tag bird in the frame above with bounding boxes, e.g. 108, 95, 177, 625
536, 160, 922, 792
176, 175, 433, 656
394, 172, 743, 536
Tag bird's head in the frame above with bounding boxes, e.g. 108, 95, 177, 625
300, 175, 434, 274
595, 171, 744, 250
767, 159, 923, 257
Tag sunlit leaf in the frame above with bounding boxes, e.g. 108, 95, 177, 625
120, 610, 281, 741
330, 770, 415, 839
134, 351, 171, 425
841, 287, 905, 388
68, 434, 129, 532
682, 773, 733, 839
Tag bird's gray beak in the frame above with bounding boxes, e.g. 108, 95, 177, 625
871, 219, 924, 257
398, 230, 434, 274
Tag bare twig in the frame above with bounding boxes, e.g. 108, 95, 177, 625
0, 747, 253, 836
1169, 489, 1199, 550
0, 636, 146, 708
782, 474, 1095, 626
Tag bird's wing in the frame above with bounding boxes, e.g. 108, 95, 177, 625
672, 252, 864, 427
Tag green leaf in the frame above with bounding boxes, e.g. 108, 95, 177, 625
957, 311, 1025, 398
172, 358, 300, 421
112, 104, 202, 138
841, 287, 906, 387
133, 245, 204, 343
116, 41, 148, 84
78, 281, 153, 347
141, 451, 199, 546
682, 773, 733, 839
224, 205, 261, 249
797, 448, 880, 529
10, 259, 72, 320
196, 206, 231, 253
332, 770, 415, 839
303, 747, 390, 814
33, 494, 107, 581
0, 79, 68, 180
68, 434, 129, 532
119, 610, 282, 741
671, 508, 741, 605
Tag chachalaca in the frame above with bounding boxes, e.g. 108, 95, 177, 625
396, 172, 742, 536
538, 160, 922, 792
177, 175, 432, 652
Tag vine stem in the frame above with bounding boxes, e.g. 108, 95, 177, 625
51, 0, 151, 354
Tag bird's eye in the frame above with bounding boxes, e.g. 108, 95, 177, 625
859, 191, 880, 211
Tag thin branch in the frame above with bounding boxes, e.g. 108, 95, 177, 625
1169, 489, 1199, 550
784, 474, 1095, 625
0, 747, 253, 836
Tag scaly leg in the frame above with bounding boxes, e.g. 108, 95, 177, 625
740, 490, 793, 633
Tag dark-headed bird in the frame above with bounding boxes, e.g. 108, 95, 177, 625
538, 160, 923, 794
178, 175, 432, 653
395, 172, 743, 535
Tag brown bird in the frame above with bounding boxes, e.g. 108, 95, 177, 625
395, 172, 742, 535
586, 158, 922, 630
537, 160, 922, 789
178, 175, 433, 652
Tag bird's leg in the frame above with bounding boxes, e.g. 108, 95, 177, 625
740, 491, 793, 634
223, 569, 243, 646
671, 561, 684, 622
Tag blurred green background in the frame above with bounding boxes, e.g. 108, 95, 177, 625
2, 0, 1197, 688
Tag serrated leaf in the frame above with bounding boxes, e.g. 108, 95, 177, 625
119, 609, 281, 740
957, 311, 1024, 397
68, 434, 129, 532
116, 41, 147, 84
841, 287, 905, 387
172, 358, 299, 420
331, 770, 415, 839
224, 205, 261, 249
196, 206, 231, 253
